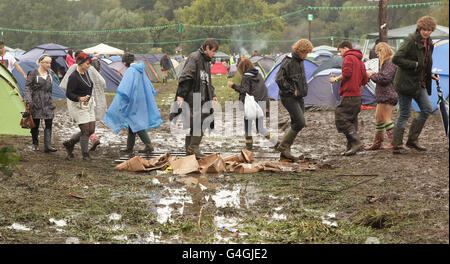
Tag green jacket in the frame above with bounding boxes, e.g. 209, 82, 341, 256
392, 30, 434, 97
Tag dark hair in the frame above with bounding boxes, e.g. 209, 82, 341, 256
202, 38, 219, 51
74, 50, 83, 58
75, 52, 92, 65
122, 52, 135, 67
237, 58, 255, 75
338, 40, 353, 50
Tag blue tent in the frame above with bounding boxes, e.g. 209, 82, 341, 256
265, 54, 318, 100
12, 60, 66, 100
99, 60, 122, 92
412, 40, 449, 112
135, 53, 163, 65
305, 68, 376, 108
19, 43, 68, 61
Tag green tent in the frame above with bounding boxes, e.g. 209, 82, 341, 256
0, 64, 29, 136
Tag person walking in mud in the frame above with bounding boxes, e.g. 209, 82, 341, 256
103, 53, 163, 157
391, 16, 440, 154
329, 40, 368, 156
160, 53, 172, 85
63, 52, 97, 161
274, 39, 313, 162
60, 50, 107, 154
172, 38, 218, 159
23, 54, 57, 152
364, 42, 398, 151
227, 58, 276, 150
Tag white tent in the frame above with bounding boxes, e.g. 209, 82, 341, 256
83, 43, 124, 55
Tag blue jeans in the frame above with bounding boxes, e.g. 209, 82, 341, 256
396, 88, 433, 129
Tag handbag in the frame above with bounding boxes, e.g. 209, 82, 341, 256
244, 93, 264, 120
20, 108, 35, 129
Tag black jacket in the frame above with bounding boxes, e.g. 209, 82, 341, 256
160, 56, 172, 71
232, 68, 268, 105
275, 52, 308, 98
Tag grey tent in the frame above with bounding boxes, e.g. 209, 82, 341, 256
367, 25, 449, 39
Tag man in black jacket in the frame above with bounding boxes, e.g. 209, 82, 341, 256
174, 38, 219, 159
275, 39, 313, 162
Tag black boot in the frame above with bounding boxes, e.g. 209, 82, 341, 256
185, 135, 192, 154
44, 128, 57, 153
138, 143, 154, 156
31, 127, 39, 151
406, 119, 427, 151
82, 152, 92, 161
245, 136, 253, 150
63, 132, 81, 159
392, 127, 409, 154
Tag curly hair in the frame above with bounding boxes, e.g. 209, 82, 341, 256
237, 58, 255, 75
292, 39, 313, 57
375, 42, 394, 68
416, 16, 437, 31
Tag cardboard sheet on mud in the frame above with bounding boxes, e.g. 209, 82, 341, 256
114, 149, 321, 174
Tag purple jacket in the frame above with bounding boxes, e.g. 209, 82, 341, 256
370, 58, 398, 105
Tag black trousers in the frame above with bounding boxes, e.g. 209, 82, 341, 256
31, 119, 52, 145
280, 96, 305, 132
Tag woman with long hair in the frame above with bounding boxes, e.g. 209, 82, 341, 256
365, 42, 398, 150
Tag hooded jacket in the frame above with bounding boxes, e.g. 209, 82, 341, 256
232, 68, 268, 104
103, 62, 163, 133
339, 49, 368, 97
275, 52, 308, 98
392, 30, 434, 97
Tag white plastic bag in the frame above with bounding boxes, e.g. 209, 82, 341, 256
244, 93, 264, 120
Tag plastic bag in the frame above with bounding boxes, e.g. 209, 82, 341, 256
244, 93, 264, 120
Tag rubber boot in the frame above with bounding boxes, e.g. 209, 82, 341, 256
80, 135, 92, 161
31, 129, 40, 151
43, 128, 57, 153
187, 136, 206, 159
364, 130, 384, 151
185, 135, 192, 153
406, 119, 427, 151
120, 132, 136, 156
63, 132, 81, 159
276, 128, 300, 162
343, 132, 363, 156
138, 143, 154, 156
245, 136, 253, 150
89, 134, 101, 152
392, 127, 409, 154
383, 129, 394, 150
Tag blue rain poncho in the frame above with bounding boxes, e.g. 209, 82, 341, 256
103, 62, 163, 133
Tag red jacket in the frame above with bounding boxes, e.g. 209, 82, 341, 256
339, 49, 368, 97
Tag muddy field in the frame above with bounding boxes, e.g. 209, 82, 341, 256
0, 77, 448, 244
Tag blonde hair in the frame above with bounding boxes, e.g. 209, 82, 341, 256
375, 42, 394, 68
37, 55, 52, 65
292, 39, 313, 57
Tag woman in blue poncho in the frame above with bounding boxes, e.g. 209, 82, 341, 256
103, 53, 163, 156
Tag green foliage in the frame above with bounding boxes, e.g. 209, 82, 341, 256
0, 146, 20, 177
0, 0, 443, 54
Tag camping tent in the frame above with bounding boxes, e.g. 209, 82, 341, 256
265, 54, 318, 100
83, 43, 124, 55
99, 60, 122, 92
368, 25, 449, 39
304, 68, 377, 109
0, 64, 29, 136
211, 62, 228, 75
13, 60, 67, 99
214, 52, 230, 61
250, 56, 275, 78
412, 40, 449, 112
